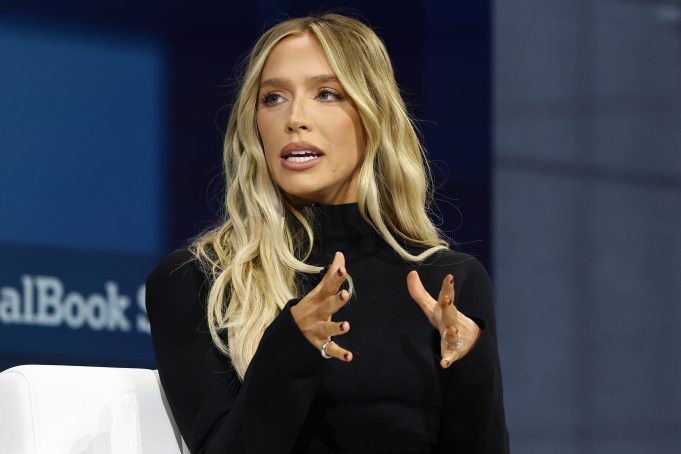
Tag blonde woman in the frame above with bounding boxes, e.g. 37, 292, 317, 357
147, 13, 509, 453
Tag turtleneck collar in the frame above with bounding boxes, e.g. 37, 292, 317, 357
305, 203, 381, 265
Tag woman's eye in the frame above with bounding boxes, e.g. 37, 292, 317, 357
260, 93, 284, 106
317, 89, 343, 102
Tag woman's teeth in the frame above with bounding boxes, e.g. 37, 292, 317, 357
286, 151, 320, 162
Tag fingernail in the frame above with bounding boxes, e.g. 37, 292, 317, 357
339, 322, 345, 332
443, 359, 450, 367
338, 291, 345, 301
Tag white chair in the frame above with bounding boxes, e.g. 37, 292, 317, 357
0, 365, 189, 454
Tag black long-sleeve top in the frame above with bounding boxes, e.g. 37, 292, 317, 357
146, 203, 509, 453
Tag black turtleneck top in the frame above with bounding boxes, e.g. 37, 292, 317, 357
146, 204, 509, 453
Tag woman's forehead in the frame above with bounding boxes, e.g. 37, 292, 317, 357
260, 33, 334, 81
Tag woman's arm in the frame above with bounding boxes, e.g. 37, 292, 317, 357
407, 254, 509, 453
435, 257, 510, 453
146, 249, 325, 454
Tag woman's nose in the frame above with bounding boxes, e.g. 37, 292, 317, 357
285, 119, 309, 132
285, 100, 311, 133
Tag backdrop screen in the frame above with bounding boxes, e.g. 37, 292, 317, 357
0, 20, 165, 369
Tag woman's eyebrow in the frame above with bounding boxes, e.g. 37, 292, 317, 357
308, 74, 340, 84
259, 77, 290, 90
259, 74, 340, 90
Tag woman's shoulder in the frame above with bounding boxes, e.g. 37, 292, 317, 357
145, 248, 209, 315
147, 248, 202, 286
415, 247, 490, 286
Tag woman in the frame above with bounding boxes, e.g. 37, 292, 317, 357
147, 13, 509, 453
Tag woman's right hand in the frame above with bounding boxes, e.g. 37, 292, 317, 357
290, 251, 353, 362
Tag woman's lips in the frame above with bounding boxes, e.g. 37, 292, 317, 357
281, 151, 322, 170
280, 142, 324, 170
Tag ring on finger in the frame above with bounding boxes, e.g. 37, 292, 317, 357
442, 329, 464, 349
321, 340, 335, 359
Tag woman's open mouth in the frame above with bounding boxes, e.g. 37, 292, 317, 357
285, 150, 321, 162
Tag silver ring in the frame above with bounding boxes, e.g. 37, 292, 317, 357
442, 329, 463, 349
321, 340, 335, 359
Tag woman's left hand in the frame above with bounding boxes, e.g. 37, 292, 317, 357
406, 271, 481, 368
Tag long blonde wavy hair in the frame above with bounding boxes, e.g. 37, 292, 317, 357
192, 13, 448, 379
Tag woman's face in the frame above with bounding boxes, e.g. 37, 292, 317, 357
256, 33, 366, 205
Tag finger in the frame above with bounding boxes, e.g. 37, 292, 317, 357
322, 320, 351, 337
322, 340, 353, 362
319, 252, 347, 297
406, 270, 436, 317
440, 325, 461, 368
441, 325, 459, 347
320, 289, 351, 317
441, 353, 457, 369
438, 274, 455, 308
439, 275, 460, 327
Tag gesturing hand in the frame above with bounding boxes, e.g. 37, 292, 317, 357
291, 251, 353, 362
406, 271, 481, 368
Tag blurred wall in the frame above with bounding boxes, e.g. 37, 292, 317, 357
494, 0, 681, 452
